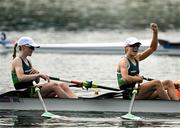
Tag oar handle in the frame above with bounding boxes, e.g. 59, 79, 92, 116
143, 77, 154, 81
49, 76, 60, 81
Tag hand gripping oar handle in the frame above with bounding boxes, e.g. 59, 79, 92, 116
49, 76, 120, 91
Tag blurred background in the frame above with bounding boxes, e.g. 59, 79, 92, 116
0, 0, 180, 42
1, 0, 180, 31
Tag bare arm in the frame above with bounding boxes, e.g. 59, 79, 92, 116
138, 23, 158, 61
30, 68, 40, 84
12, 58, 49, 82
118, 58, 143, 84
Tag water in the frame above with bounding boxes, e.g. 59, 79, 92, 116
0, 30, 180, 127
0, 111, 180, 127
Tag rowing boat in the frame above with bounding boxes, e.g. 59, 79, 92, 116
1, 39, 180, 56
1, 39, 180, 55
156, 39, 180, 56
0, 90, 179, 114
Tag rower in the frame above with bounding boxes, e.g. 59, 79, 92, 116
117, 23, 178, 100
11, 36, 78, 98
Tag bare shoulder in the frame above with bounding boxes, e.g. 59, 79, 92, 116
12, 57, 22, 66
118, 57, 128, 68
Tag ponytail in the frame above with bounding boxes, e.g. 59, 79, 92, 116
12, 43, 18, 59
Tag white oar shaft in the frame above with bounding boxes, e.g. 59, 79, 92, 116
128, 92, 136, 114
127, 83, 139, 114
121, 83, 141, 120
36, 87, 48, 113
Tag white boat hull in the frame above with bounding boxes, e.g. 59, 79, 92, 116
0, 97, 179, 113
2, 42, 149, 54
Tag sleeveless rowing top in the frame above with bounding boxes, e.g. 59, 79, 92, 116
117, 57, 140, 99
117, 57, 140, 89
12, 57, 33, 90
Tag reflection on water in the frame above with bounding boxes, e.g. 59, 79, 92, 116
0, 111, 180, 127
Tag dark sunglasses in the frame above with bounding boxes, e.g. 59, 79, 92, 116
28, 46, 35, 50
129, 44, 141, 48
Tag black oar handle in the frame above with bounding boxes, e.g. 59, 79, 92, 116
143, 77, 154, 81
49, 76, 60, 81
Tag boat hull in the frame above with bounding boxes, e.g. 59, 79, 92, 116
0, 97, 179, 113
1, 39, 180, 55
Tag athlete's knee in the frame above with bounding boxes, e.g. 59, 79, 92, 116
48, 82, 57, 86
59, 83, 69, 89
163, 80, 174, 89
47, 82, 59, 90
151, 80, 163, 88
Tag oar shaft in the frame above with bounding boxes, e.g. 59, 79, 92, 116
35, 87, 48, 113
49, 76, 120, 91
49, 76, 81, 84
143, 77, 154, 81
96, 85, 120, 91
128, 83, 139, 114
128, 91, 136, 114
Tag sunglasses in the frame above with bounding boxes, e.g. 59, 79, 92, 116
129, 44, 141, 48
28, 46, 35, 50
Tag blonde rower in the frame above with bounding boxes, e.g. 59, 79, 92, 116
117, 23, 178, 100
11, 36, 77, 98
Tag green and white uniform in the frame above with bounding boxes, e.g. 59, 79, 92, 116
11, 57, 35, 97
117, 57, 140, 99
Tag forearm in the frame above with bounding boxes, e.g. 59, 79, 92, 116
123, 75, 142, 84
150, 23, 158, 51
150, 31, 158, 51
18, 74, 40, 82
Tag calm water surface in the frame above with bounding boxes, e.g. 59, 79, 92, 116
0, 111, 180, 127
0, 30, 180, 127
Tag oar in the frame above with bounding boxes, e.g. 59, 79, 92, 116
143, 77, 154, 81
121, 83, 141, 120
49, 76, 120, 91
35, 87, 60, 118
